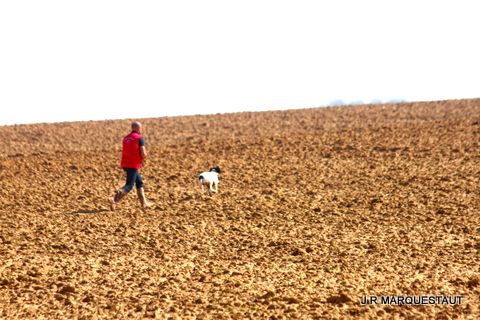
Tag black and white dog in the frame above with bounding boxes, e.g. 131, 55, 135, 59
198, 166, 221, 195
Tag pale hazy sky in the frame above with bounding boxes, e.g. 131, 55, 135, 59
1, 1, 478, 125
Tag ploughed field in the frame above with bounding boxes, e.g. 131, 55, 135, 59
0, 99, 479, 319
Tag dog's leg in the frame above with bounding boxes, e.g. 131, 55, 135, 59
209, 181, 214, 195
213, 182, 218, 193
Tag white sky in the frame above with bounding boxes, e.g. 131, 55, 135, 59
1, 1, 479, 125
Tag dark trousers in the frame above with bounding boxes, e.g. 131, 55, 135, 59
122, 168, 144, 193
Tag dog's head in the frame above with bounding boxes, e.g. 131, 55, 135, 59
209, 165, 221, 174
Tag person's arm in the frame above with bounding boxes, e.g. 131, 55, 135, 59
139, 137, 147, 162
140, 146, 147, 159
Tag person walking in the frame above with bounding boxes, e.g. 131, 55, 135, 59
110, 121, 151, 210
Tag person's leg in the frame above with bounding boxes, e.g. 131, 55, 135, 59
110, 168, 137, 210
134, 171, 144, 190
123, 168, 138, 193
135, 171, 150, 208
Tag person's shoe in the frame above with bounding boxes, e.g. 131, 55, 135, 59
110, 189, 127, 210
136, 187, 151, 209
109, 197, 116, 211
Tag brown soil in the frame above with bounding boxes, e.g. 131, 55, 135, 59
0, 99, 479, 319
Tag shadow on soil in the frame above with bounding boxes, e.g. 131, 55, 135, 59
68, 208, 110, 215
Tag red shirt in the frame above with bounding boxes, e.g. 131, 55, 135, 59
121, 132, 144, 169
